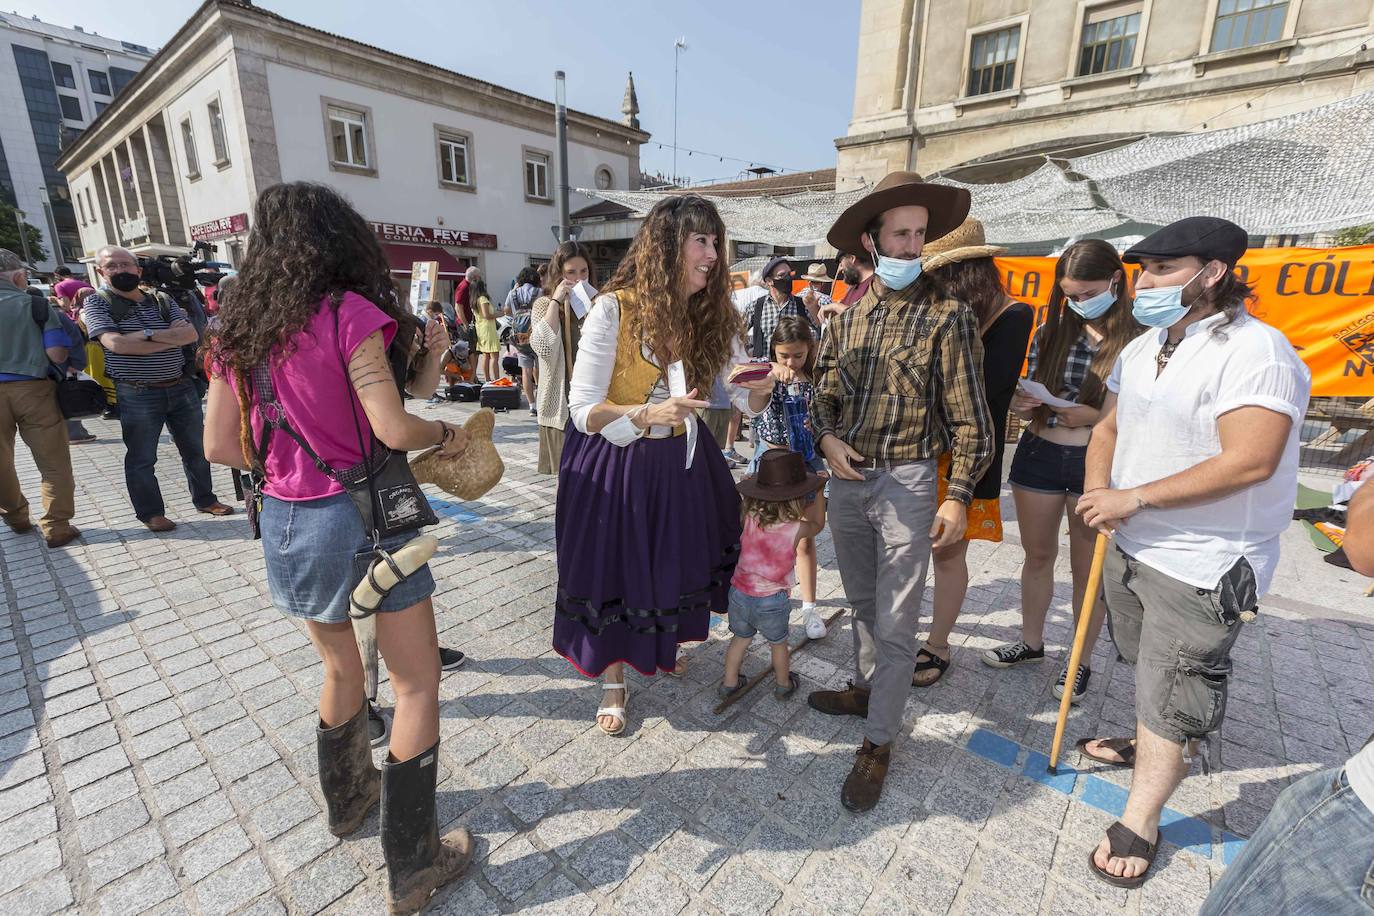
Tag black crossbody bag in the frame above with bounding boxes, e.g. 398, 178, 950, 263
243, 302, 437, 542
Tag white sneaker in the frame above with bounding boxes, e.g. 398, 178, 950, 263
804, 610, 826, 639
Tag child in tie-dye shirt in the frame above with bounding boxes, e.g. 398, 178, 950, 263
720, 450, 827, 701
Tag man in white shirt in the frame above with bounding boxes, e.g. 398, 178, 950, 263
1201, 482, 1374, 915
1075, 217, 1311, 888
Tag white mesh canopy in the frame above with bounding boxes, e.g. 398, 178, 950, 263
581, 90, 1374, 246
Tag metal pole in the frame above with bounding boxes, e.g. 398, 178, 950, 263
12, 207, 33, 267
554, 71, 570, 243
673, 39, 686, 185
37, 187, 64, 270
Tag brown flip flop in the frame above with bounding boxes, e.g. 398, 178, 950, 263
1088, 821, 1158, 888
1075, 736, 1136, 768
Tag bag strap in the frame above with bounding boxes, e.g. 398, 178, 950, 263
249, 362, 339, 481
332, 295, 386, 542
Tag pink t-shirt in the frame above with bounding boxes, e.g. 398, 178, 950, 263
731, 516, 801, 598
245, 293, 396, 501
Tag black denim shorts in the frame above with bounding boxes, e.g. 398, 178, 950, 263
1007, 430, 1088, 496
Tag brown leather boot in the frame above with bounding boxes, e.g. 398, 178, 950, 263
806, 680, 870, 718
43, 525, 81, 548
841, 739, 891, 812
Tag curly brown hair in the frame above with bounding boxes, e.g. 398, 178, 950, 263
209, 182, 407, 463
603, 195, 742, 394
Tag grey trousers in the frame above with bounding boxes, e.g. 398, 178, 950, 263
828, 460, 937, 746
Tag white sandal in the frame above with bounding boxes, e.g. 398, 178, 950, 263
596, 678, 628, 736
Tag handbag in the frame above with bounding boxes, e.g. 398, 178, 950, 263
242, 300, 438, 541
53, 376, 109, 419
409, 408, 504, 500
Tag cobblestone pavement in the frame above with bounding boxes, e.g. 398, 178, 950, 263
2, 403, 1372, 916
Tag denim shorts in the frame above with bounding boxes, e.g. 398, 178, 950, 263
727, 587, 791, 644
260, 492, 435, 624
1007, 430, 1087, 496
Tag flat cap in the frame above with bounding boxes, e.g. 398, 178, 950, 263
1123, 216, 1248, 268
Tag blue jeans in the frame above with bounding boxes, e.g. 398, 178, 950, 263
1201, 766, 1374, 915
116, 380, 217, 522
727, 587, 791, 644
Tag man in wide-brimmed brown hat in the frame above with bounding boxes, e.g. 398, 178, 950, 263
807, 171, 994, 812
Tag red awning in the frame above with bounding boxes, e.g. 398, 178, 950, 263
382, 242, 466, 277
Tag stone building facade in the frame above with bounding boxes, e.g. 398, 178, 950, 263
54, 0, 648, 299
837, 0, 1374, 185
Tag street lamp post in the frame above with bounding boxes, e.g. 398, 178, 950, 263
554, 71, 571, 243
673, 37, 687, 185
11, 206, 33, 267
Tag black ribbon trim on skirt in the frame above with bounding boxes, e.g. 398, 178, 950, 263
556, 543, 740, 637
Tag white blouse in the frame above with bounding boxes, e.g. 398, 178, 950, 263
569, 293, 760, 453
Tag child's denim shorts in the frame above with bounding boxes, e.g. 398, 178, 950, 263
260, 492, 436, 624
727, 587, 791, 644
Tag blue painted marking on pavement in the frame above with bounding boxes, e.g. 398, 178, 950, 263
1160, 807, 1213, 858
430, 498, 481, 524
1221, 831, 1247, 866
1022, 750, 1077, 795
967, 728, 1019, 768
961, 728, 1243, 863
1081, 775, 1129, 818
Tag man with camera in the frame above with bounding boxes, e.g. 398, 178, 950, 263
83, 245, 232, 532
0, 249, 79, 548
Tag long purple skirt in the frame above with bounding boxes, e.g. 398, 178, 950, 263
553, 425, 742, 677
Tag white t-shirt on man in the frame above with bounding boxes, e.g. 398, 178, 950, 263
1105, 310, 1310, 595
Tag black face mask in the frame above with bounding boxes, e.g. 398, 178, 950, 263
109, 272, 141, 293
772, 277, 793, 294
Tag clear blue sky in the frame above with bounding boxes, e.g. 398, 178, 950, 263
26, 0, 860, 186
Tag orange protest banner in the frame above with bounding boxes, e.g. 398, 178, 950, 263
995, 247, 1374, 397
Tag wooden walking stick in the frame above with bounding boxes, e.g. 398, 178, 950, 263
1048, 532, 1110, 775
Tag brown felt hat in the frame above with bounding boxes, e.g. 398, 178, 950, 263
736, 449, 825, 502
826, 171, 971, 255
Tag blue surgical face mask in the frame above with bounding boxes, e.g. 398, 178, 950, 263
1132, 267, 1206, 328
1067, 282, 1116, 320
869, 233, 923, 290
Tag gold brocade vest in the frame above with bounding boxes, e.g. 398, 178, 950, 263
604, 291, 664, 406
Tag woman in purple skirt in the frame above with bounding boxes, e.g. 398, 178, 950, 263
557, 196, 773, 735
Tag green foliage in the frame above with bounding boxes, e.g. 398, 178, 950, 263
0, 208, 48, 263
1333, 224, 1374, 247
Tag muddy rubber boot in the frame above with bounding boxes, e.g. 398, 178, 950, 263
382, 740, 473, 915
317, 703, 381, 837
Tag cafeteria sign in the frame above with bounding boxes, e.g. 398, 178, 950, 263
370, 221, 498, 250
190, 213, 248, 242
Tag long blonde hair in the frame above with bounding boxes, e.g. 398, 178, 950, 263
603, 195, 742, 394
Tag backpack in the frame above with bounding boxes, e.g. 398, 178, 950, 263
29, 293, 87, 373
512, 311, 535, 357
97, 286, 206, 393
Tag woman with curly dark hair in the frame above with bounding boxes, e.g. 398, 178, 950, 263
557, 195, 773, 735
202, 182, 472, 915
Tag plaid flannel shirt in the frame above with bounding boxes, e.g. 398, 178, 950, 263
812, 280, 994, 505
1024, 325, 1099, 428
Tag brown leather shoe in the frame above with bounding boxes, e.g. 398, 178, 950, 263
144, 516, 177, 532
197, 502, 234, 517
841, 739, 891, 812
44, 525, 81, 548
806, 681, 870, 718
3, 517, 32, 534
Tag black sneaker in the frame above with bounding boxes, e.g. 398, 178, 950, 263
439, 647, 466, 671
367, 701, 388, 747
1053, 665, 1092, 704
981, 640, 1045, 669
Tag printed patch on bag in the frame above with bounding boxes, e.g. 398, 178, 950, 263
378, 484, 423, 526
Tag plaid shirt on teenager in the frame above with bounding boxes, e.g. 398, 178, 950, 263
812, 280, 994, 505
1024, 324, 1099, 428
